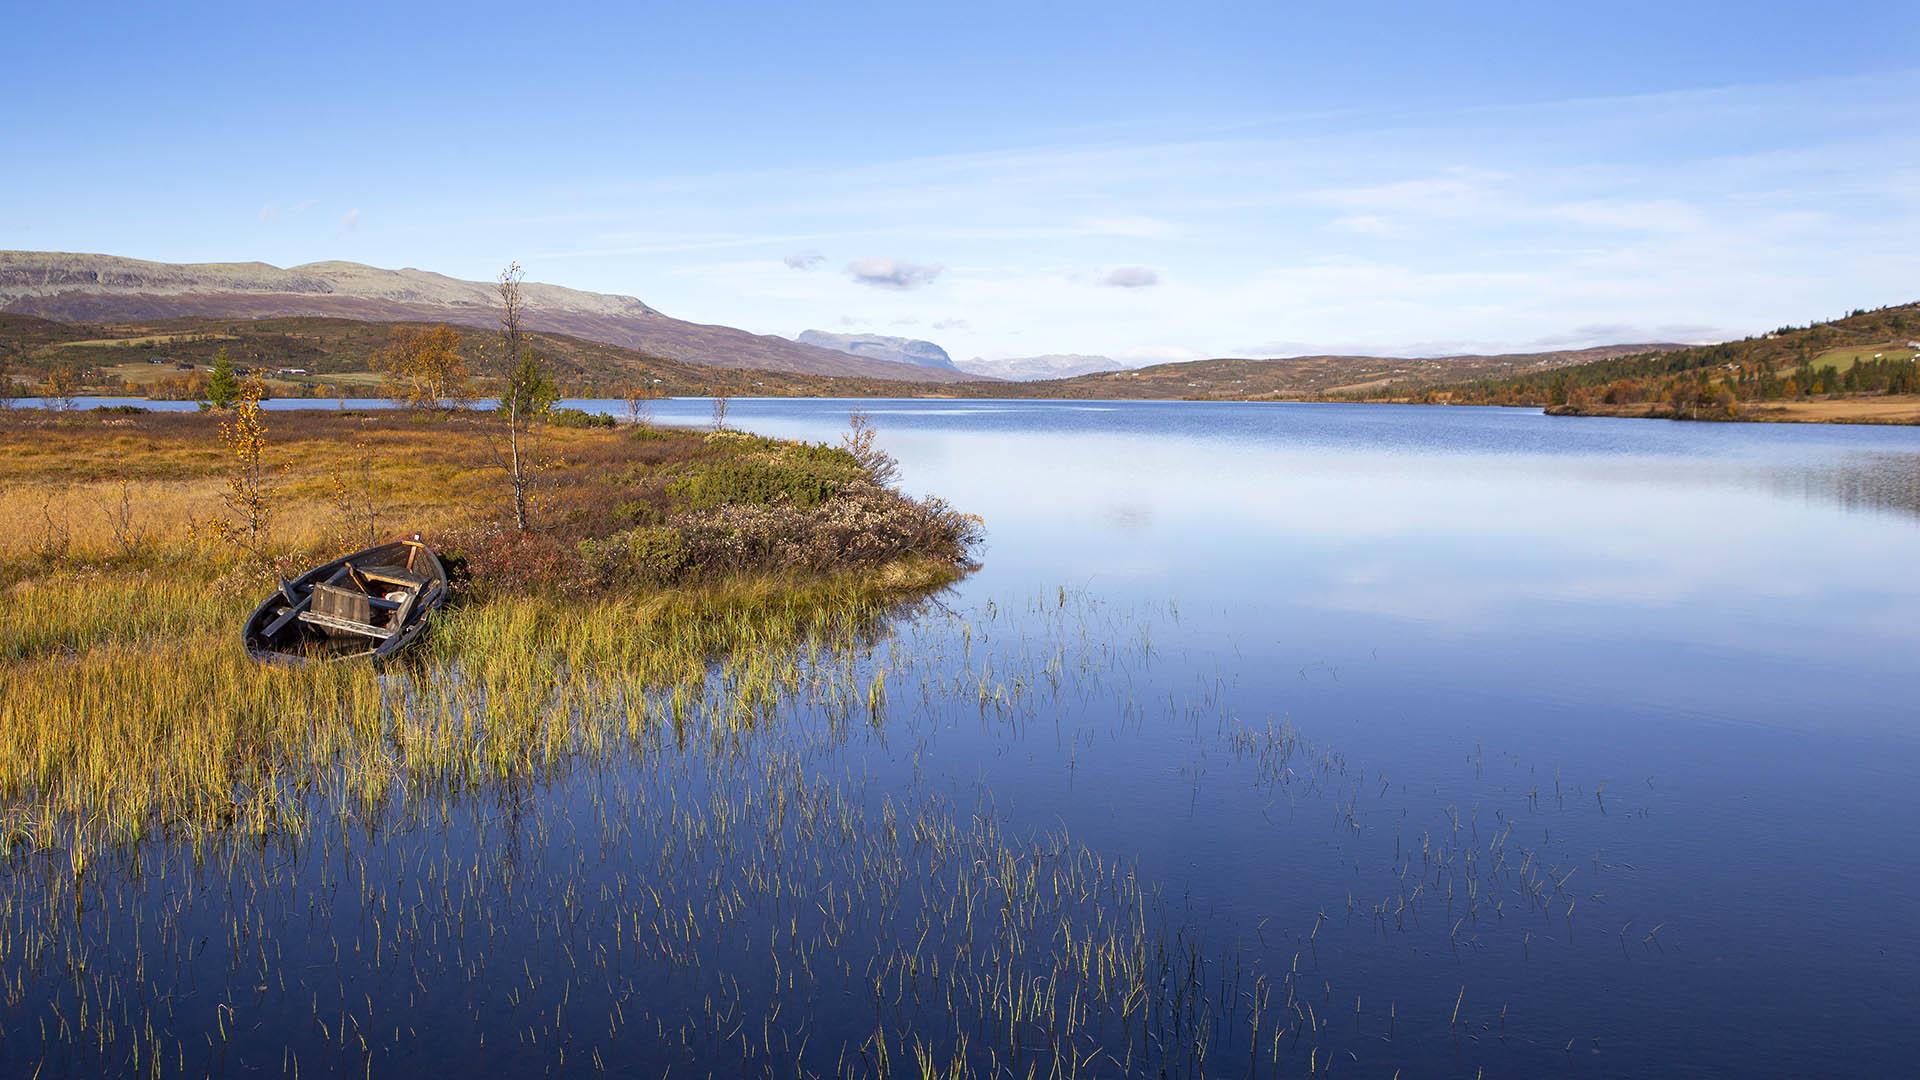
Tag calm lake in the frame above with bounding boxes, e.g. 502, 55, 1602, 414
639, 397, 1920, 1076
12, 397, 1920, 1076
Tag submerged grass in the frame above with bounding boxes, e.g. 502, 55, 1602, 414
0, 553, 960, 854
0, 408, 974, 855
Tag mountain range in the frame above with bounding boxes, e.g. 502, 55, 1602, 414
0, 250, 1716, 403
955, 354, 1123, 381
0, 251, 971, 383
794, 330, 959, 372
793, 332, 1122, 381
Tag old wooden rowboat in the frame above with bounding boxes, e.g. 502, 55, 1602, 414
243, 536, 448, 666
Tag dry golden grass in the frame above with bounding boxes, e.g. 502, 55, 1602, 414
0, 408, 966, 859
0, 409, 514, 560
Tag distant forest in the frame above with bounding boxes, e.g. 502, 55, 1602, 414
1372, 302, 1920, 416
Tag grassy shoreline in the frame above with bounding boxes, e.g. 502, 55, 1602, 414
0, 406, 978, 856
1544, 395, 1920, 425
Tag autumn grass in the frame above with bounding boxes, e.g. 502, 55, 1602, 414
0, 409, 499, 563
0, 408, 972, 856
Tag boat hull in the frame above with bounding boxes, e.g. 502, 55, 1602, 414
242, 538, 448, 667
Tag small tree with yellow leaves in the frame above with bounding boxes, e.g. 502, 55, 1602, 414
210, 376, 276, 559
375, 324, 471, 410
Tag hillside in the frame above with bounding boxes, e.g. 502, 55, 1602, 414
962, 344, 1671, 400
1411, 302, 1920, 414
0, 251, 971, 383
0, 313, 941, 399
1, 312, 1700, 405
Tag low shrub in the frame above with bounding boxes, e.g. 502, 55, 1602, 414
667, 445, 862, 511
578, 524, 689, 587
548, 407, 616, 429
612, 499, 663, 527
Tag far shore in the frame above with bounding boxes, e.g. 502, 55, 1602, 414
11, 391, 1920, 427
1544, 395, 1920, 426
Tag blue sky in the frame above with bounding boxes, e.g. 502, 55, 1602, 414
4, 2, 1916, 361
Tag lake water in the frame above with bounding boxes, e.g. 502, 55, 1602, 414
12, 397, 1920, 1075
646, 398, 1920, 1075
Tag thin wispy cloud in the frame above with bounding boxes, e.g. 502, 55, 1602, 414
1329, 214, 1398, 236
845, 257, 942, 290
128, 71, 1913, 366
1100, 266, 1159, 288
338, 208, 361, 232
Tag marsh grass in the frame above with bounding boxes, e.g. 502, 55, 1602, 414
0, 576, 1670, 1076
0, 409, 975, 856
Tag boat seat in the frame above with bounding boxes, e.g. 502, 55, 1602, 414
358, 565, 429, 590
298, 583, 391, 640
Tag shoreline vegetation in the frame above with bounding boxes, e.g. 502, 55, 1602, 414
1544, 396, 1920, 425
0, 399, 981, 856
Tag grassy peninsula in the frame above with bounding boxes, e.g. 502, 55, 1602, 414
0, 402, 979, 857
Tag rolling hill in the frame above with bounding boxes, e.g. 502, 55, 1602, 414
0, 251, 972, 383
965, 344, 1674, 400
0, 313, 943, 399
1409, 302, 1920, 411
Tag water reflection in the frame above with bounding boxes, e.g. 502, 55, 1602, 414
10, 396, 1920, 1075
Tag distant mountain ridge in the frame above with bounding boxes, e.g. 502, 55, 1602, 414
0, 251, 971, 382
795, 330, 959, 372
960, 344, 1677, 399
955, 354, 1122, 381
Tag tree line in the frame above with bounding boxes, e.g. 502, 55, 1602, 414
1388, 302, 1920, 410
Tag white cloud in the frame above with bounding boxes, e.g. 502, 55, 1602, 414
1100, 266, 1159, 288
783, 250, 825, 270
845, 257, 943, 289
460, 73, 1917, 361
339, 208, 361, 232
1329, 214, 1398, 236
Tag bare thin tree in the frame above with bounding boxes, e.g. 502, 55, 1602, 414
841, 409, 900, 488
496, 262, 554, 530
625, 383, 653, 426
710, 394, 730, 432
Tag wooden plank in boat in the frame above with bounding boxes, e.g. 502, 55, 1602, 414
297, 610, 393, 640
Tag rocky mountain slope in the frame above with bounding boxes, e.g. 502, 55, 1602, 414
0, 251, 971, 382
795, 330, 959, 372
954, 354, 1122, 381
